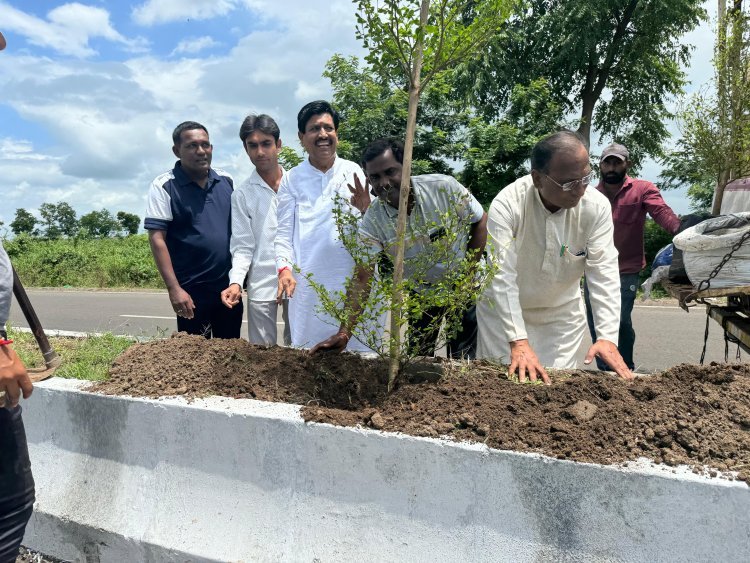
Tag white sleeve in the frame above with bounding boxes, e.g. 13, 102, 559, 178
484, 193, 527, 342
584, 205, 621, 344
0, 241, 12, 326
144, 178, 172, 224
228, 189, 256, 286
275, 172, 295, 271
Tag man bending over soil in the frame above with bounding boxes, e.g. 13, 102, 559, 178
312, 138, 487, 358
476, 130, 633, 383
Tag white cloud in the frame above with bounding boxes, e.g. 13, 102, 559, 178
293, 79, 328, 101
171, 36, 220, 56
0, 138, 47, 160
0, 2, 145, 58
132, 0, 238, 26
1, 0, 709, 227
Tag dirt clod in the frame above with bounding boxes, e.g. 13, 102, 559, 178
369, 412, 385, 430
568, 400, 598, 422
93, 334, 750, 479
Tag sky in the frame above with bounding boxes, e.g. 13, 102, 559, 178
0, 0, 717, 231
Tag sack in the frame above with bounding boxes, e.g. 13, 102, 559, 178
651, 244, 673, 269
641, 265, 671, 300
669, 212, 714, 283
672, 213, 750, 289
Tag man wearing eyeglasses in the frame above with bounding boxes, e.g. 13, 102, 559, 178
145, 121, 242, 338
584, 143, 680, 371
477, 130, 633, 383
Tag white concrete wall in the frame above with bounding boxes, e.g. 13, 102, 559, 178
20, 378, 750, 563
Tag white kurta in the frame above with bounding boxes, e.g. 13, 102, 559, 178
275, 156, 372, 351
477, 175, 620, 368
228, 168, 285, 302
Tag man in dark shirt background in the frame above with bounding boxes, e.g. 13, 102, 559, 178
145, 121, 242, 338
585, 142, 680, 370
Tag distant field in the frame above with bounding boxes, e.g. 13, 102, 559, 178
4, 234, 163, 289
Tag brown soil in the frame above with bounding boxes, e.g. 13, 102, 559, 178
94, 333, 750, 481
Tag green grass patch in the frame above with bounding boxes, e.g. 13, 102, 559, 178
9, 327, 135, 381
4, 233, 163, 288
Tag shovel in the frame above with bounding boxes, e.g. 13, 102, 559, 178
0, 269, 59, 408
11, 267, 61, 380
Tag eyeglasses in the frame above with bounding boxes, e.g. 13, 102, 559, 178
542, 171, 596, 192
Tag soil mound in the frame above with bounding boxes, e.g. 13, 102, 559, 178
94, 334, 750, 480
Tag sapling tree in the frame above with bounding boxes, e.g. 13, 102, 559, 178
354, 0, 510, 389
305, 192, 496, 375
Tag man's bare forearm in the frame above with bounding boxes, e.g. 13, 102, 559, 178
467, 212, 488, 261
339, 264, 375, 334
148, 230, 180, 291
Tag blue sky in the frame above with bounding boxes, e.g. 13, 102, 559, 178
0, 1, 716, 230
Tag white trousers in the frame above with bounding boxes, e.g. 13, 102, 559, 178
248, 299, 291, 346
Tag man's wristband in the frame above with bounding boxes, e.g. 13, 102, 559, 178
278, 266, 290, 275
0, 330, 12, 346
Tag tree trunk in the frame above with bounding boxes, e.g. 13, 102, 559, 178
577, 93, 595, 147
576, 0, 639, 148
713, 171, 731, 215
388, 0, 430, 392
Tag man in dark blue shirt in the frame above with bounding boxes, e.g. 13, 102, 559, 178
145, 121, 242, 338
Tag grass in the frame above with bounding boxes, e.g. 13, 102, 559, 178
4, 233, 164, 288
8, 326, 135, 381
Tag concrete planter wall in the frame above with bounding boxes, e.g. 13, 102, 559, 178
21, 378, 750, 562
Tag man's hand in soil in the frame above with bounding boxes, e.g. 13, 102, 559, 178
508, 339, 551, 385
169, 286, 195, 319
310, 332, 350, 355
348, 173, 372, 215
277, 269, 296, 304
221, 283, 242, 309
0, 345, 33, 408
585, 340, 634, 381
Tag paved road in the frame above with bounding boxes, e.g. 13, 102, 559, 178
8, 289, 740, 372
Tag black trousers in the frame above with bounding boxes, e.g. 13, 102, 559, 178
177, 286, 243, 339
0, 406, 34, 563
406, 301, 478, 360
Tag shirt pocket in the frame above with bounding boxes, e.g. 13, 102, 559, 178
614, 203, 641, 225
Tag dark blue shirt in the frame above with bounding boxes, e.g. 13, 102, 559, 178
144, 161, 234, 291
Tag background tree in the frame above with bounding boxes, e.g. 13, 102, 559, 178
39, 202, 78, 239
278, 145, 303, 170
80, 209, 119, 238
10, 208, 38, 236
462, 78, 564, 204
325, 54, 468, 174
458, 0, 705, 162
116, 211, 141, 236
660, 1, 749, 212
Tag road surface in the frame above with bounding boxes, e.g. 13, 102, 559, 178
8, 289, 740, 372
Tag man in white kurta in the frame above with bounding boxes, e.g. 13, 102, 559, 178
477, 131, 633, 382
275, 101, 372, 351
221, 114, 291, 346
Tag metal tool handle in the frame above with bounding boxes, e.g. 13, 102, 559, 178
11, 267, 60, 369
